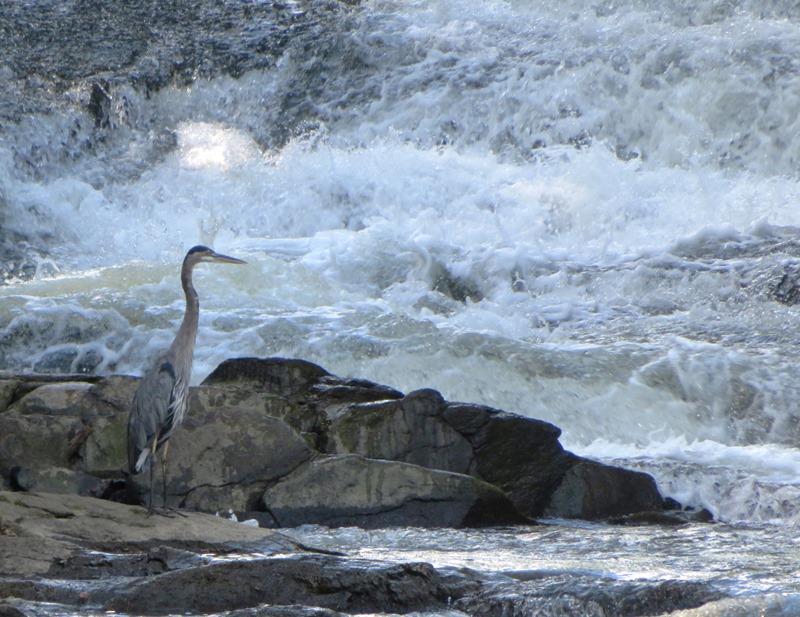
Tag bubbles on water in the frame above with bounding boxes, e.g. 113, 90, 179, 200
0, 301, 132, 374
623, 453, 800, 524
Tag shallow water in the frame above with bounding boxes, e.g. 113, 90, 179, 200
3, 0, 800, 611
283, 522, 800, 598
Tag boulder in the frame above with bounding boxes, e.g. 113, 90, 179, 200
127, 405, 314, 512
202, 357, 332, 397
0, 379, 132, 489
325, 389, 474, 474
442, 402, 575, 518
262, 454, 529, 528
543, 459, 664, 520
323, 393, 665, 521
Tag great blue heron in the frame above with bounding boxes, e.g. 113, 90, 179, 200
127, 245, 246, 513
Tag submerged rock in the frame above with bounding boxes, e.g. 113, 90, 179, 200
453, 576, 724, 617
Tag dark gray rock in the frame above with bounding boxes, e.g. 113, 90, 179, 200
325, 389, 474, 474
102, 555, 461, 616
263, 454, 528, 528
128, 405, 315, 512
453, 577, 724, 617
0, 604, 27, 617
203, 357, 333, 398
442, 402, 575, 518
543, 459, 665, 520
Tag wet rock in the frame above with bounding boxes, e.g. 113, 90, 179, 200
224, 607, 347, 617
773, 261, 800, 305
0, 491, 728, 617
103, 555, 460, 616
443, 402, 576, 518
543, 459, 664, 520
33, 348, 79, 374
0, 379, 20, 413
608, 505, 715, 526
0, 604, 27, 617
263, 454, 528, 528
453, 577, 724, 617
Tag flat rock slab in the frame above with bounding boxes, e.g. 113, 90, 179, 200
0, 491, 300, 578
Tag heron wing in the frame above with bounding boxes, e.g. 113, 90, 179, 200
127, 360, 180, 473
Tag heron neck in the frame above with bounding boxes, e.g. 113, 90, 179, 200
170, 261, 199, 367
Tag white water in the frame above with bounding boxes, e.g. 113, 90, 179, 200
4, 3, 800, 601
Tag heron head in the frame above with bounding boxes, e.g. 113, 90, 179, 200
186, 245, 247, 265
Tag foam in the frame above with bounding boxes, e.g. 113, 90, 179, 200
3, 0, 800, 527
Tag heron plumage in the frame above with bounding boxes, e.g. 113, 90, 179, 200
127, 359, 187, 473
126, 246, 245, 512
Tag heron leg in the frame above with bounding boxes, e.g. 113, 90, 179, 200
148, 451, 155, 514
146, 428, 161, 515
161, 440, 170, 509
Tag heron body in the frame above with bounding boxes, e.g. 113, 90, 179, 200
126, 245, 245, 512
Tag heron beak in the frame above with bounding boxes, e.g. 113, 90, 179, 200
210, 251, 247, 265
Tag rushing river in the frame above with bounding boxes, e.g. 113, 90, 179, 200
3, 0, 800, 613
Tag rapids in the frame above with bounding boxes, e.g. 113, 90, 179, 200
3, 0, 800, 612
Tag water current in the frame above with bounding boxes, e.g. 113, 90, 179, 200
3, 0, 800, 613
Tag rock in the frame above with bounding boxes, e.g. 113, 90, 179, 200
224, 607, 347, 617
0, 379, 19, 413
325, 389, 474, 474
0, 357, 674, 526
103, 556, 462, 616
543, 459, 664, 520
262, 454, 528, 528
0, 378, 135, 490
189, 383, 323, 445
311, 376, 404, 407
666, 594, 799, 616
127, 406, 314, 512
0, 492, 728, 617
324, 392, 662, 522
0, 605, 26, 617
442, 402, 576, 518
202, 357, 332, 397
453, 577, 724, 617
0, 491, 301, 578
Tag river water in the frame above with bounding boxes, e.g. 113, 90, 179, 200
3, 0, 800, 613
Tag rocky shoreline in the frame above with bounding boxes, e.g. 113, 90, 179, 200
0, 491, 724, 617
0, 357, 717, 615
